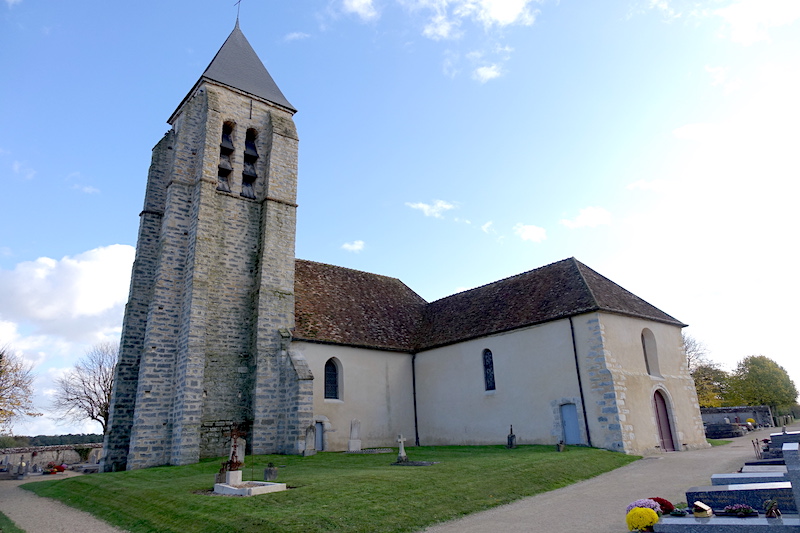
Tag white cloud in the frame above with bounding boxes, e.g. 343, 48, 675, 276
714, 0, 800, 45
285, 32, 311, 41
342, 240, 365, 252
644, 0, 800, 45
513, 223, 547, 242
406, 199, 456, 218
560, 207, 612, 229
424, 13, 463, 40
72, 184, 100, 194
343, 0, 379, 21
5, 0, 23, 6
473, 64, 501, 82
442, 50, 460, 77
12, 161, 35, 180
481, 221, 493, 233
0, 245, 134, 342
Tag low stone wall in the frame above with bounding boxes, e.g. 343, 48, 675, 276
0, 443, 103, 468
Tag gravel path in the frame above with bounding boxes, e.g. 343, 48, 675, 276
0, 470, 125, 533
422, 423, 792, 533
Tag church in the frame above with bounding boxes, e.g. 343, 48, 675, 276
102, 23, 707, 471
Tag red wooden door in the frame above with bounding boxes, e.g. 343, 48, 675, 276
654, 390, 675, 451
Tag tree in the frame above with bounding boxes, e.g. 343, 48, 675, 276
691, 363, 730, 408
683, 333, 710, 372
724, 355, 799, 413
52, 342, 117, 434
0, 345, 40, 431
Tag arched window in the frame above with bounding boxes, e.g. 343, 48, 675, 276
483, 349, 496, 391
324, 358, 340, 399
641, 328, 660, 377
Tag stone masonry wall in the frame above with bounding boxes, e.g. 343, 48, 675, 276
579, 315, 626, 452
103, 130, 174, 472
124, 87, 208, 469
109, 77, 306, 469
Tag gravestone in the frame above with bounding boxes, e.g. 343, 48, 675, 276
303, 425, 316, 456
654, 441, 800, 531
685, 481, 796, 513
785, 442, 800, 511
711, 472, 786, 485
348, 419, 362, 452
397, 434, 407, 462
506, 425, 516, 449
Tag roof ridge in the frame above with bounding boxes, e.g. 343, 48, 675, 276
569, 257, 601, 309
429, 257, 577, 305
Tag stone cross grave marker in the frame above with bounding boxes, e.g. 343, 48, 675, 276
397, 434, 407, 462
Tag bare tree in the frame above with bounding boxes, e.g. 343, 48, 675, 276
683, 333, 710, 372
52, 342, 117, 434
0, 345, 40, 432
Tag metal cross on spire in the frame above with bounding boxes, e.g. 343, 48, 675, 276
234, 0, 242, 22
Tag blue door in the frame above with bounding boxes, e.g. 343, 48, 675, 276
560, 403, 581, 445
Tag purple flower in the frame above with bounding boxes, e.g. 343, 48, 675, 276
626, 499, 662, 514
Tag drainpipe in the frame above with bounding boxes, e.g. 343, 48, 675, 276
412, 353, 420, 446
569, 317, 592, 447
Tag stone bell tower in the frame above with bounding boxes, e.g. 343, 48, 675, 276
103, 22, 313, 471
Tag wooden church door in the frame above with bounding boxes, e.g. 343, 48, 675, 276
653, 390, 675, 451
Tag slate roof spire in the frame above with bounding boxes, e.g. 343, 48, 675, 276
201, 21, 295, 112
171, 21, 295, 122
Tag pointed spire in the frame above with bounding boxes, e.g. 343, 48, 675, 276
201, 23, 295, 112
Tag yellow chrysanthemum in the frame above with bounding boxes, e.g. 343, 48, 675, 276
626, 507, 659, 531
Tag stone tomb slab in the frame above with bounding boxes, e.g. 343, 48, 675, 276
654, 515, 800, 532
686, 482, 796, 513
213, 481, 287, 496
740, 465, 787, 473
711, 472, 786, 485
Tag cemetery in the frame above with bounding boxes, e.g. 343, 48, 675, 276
624, 428, 800, 532
0, 443, 103, 480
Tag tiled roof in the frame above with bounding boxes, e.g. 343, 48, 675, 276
292, 257, 685, 352
293, 260, 427, 351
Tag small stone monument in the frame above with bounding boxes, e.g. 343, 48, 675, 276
303, 425, 317, 456
506, 425, 516, 449
348, 419, 362, 452
397, 434, 408, 463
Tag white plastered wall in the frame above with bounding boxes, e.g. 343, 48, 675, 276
414, 319, 584, 446
291, 341, 416, 451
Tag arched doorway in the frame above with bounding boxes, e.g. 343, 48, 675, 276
653, 390, 675, 451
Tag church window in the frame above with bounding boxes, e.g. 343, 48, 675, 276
483, 349, 496, 391
641, 328, 661, 377
217, 122, 235, 192
324, 358, 340, 399
241, 128, 258, 199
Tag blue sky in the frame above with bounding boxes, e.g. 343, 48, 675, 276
1, 0, 799, 435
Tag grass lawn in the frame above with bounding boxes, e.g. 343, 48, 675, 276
706, 438, 732, 446
23, 445, 636, 533
0, 510, 25, 533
